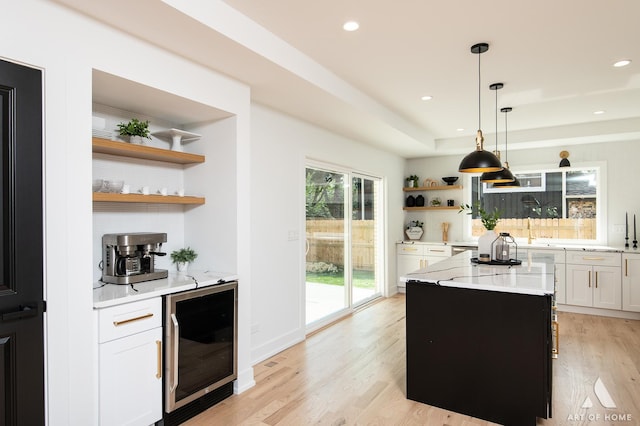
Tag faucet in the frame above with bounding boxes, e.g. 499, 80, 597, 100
527, 217, 535, 244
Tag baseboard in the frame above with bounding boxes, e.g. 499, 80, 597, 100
557, 304, 640, 320
250, 328, 305, 366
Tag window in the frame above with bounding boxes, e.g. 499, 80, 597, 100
465, 166, 604, 243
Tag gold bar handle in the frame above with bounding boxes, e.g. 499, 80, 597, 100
626, 258, 628, 277
552, 320, 559, 356
583, 256, 605, 261
595, 271, 598, 288
113, 312, 153, 326
430, 249, 445, 253
588, 270, 591, 288
156, 340, 162, 379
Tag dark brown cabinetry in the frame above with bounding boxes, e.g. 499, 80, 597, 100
406, 282, 552, 426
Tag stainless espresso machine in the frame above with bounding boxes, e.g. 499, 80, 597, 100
102, 232, 168, 284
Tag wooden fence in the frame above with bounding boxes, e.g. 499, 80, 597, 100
306, 220, 375, 270
472, 218, 596, 240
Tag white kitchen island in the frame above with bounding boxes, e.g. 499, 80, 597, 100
403, 250, 555, 426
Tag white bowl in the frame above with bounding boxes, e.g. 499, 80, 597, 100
104, 180, 124, 193
92, 179, 104, 192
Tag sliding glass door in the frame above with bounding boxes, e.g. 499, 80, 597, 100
305, 164, 382, 326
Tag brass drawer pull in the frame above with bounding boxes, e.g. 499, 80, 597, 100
626, 259, 628, 276
552, 320, 559, 356
113, 312, 153, 326
582, 256, 605, 261
156, 340, 162, 379
595, 271, 598, 288
588, 270, 591, 288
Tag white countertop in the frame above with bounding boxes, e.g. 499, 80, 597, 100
400, 239, 627, 253
93, 270, 238, 308
401, 250, 555, 296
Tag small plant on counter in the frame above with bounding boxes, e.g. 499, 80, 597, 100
406, 220, 424, 229
459, 202, 501, 230
117, 118, 151, 139
170, 247, 198, 264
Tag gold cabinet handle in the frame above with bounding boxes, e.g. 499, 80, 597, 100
588, 270, 591, 288
552, 320, 559, 356
113, 312, 153, 326
430, 249, 445, 253
156, 340, 162, 379
595, 271, 598, 288
404, 248, 419, 252
626, 258, 628, 277
583, 256, 605, 261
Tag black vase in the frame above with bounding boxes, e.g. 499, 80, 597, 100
406, 195, 415, 207
416, 195, 425, 207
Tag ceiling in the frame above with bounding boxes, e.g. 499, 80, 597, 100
56, 0, 640, 158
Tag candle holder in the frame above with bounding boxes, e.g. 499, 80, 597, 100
625, 236, 629, 249
634, 239, 638, 249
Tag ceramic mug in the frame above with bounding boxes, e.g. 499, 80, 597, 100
139, 186, 150, 195
158, 187, 168, 196
121, 184, 130, 194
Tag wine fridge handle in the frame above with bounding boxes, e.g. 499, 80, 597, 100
170, 313, 179, 392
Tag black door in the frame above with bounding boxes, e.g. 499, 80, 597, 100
0, 59, 45, 426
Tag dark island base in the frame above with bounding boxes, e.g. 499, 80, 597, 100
406, 281, 552, 426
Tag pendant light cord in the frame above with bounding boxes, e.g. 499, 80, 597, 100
478, 51, 481, 130
504, 110, 509, 162
495, 85, 498, 153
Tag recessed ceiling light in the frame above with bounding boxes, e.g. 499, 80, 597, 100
343, 21, 359, 31
593, 110, 605, 115
613, 59, 631, 68
421, 95, 433, 101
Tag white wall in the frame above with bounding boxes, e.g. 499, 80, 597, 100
248, 104, 406, 364
406, 139, 640, 246
2, 0, 252, 423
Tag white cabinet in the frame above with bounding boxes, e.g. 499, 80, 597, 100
397, 243, 452, 292
622, 253, 640, 312
566, 252, 621, 309
525, 249, 566, 304
96, 298, 163, 426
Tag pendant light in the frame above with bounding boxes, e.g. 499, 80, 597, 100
492, 107, 521, 188
458, 43, 503, 173
481, 82, 515, 183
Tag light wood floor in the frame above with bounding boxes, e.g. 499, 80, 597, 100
185, 295, 640, 426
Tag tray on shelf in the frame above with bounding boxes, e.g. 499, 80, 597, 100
470, 257, 522, 266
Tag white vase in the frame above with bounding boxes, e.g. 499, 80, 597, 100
129, 135, 144, 145
477, 229, 497, 261
405, 227, 424, 240
176, 261, 189, 272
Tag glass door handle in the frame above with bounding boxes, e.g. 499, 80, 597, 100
170, 313, 180, 392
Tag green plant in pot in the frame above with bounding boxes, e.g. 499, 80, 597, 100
117, 118, 151, 144
406, 175, 419, 187
170, 247, 198, 272
459, 202, 502, 261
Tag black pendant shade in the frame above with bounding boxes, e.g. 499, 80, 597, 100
492, 107, 521, 188
459, 43, 503, 174
459, 134, 503, 173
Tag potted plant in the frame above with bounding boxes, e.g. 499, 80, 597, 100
117, 118, 151, 144
170, 247, 198, 272
459, 202, 502, 260
405, 175, 419, 188
405, 220, 424, 240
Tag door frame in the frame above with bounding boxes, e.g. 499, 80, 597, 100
303, 159, 385, 333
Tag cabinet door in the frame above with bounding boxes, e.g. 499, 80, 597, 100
566, 264, 593, 307
99, 327, 162, 426
397, 254, 425, 285
592, 266, 621, 310
623, 254, 640, 312
555, 263, 566, 305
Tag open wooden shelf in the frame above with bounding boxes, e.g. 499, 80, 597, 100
404, 185, 462, 191
92, 137, 205, 165
403, 206, 459, 211
93, 192, 205, 205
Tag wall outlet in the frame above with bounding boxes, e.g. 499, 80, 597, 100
613, 224, 625, 234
